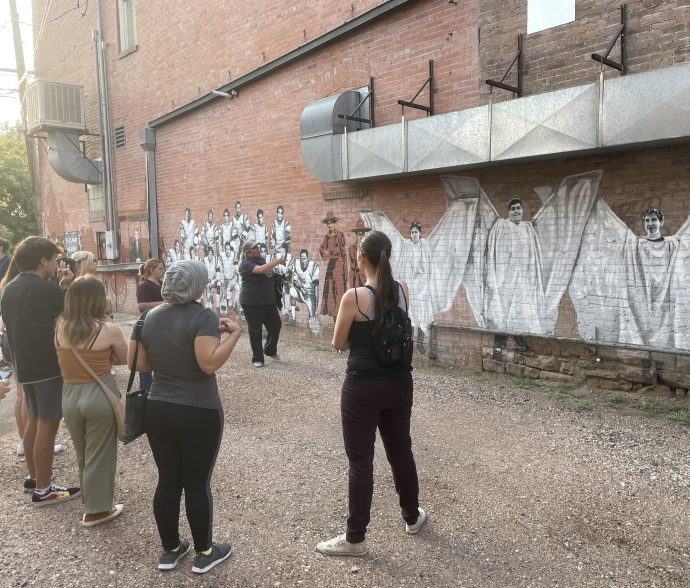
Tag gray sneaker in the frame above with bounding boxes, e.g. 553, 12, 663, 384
316, 534, 369, 557
158, 539, 191, 570
266, 354, 280, 361
405, 507, 427, 535
192, 543, 232, 574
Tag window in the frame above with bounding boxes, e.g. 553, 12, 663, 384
118, 0, 137, 52
527, 0, 575, 34
88, 180, 104, 221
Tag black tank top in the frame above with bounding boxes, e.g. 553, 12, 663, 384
345, 283, 413, 380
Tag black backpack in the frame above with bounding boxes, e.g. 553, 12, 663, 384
364, 284, 413, 365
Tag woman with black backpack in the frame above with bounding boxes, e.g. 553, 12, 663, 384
316, 230, 426, 557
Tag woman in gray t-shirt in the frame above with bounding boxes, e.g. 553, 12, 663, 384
129, 260, 242, 574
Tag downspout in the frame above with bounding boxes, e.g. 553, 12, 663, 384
139, 128, 159, 259
96, 0, 118, 256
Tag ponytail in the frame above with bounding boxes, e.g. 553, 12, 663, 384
358, 230, 398, 335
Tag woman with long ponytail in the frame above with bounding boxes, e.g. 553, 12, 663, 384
317, 230, 425, 557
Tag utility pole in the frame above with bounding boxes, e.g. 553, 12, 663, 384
9, 0, 42, 232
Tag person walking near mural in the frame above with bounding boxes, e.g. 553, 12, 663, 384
128, 260, 242, 573
0, 237, 81, 505
348, 220, 371, 289
55, 276, 127, 526
319, 212, 347, 319
270, 205, 291, 253
180, 208, 200, 259
136, 259, 166, 390
0, 239, 12, 281
238, 240, 286, 367
316, 230, 424, 557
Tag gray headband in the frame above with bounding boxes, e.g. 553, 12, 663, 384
161, 260, 207, 304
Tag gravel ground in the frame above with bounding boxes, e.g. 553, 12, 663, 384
0, 315, 689, 587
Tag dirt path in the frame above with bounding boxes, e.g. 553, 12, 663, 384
0, 317, 688, 587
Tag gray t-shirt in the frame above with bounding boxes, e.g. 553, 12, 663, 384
133, 302, 221, 409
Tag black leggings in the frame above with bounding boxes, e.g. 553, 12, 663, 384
146, 399, 224, 552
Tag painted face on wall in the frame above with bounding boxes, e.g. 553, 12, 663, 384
208, 211, 214, 223
260, 244, 268, 257
185, 209, 191, 222
327, 221, 335, 232
134, 229, 139, 241
225, 243, 231, 255
300, 251, 308, 269
410, 227, 421, 243
644, 213, 663, 239
224, 211, 230, 223
235, 202, 241, 215
257, 212, 264, 225
277, 208, 284, 221
509, 202, 524, 224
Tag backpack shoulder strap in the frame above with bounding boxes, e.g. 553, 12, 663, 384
396, 282, 409, 312
354, 287, 370, 320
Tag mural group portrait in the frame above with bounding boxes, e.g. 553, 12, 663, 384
361, 169, 690, 353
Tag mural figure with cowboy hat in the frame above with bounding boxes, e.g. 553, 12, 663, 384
319, 211, 347, 318
349, 219, 372, 289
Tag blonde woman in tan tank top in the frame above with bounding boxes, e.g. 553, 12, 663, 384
55, 276, 128, 526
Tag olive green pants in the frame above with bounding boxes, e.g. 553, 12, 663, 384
62, 374, 119, 514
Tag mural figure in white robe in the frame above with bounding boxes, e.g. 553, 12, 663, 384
570, 205, 690, 350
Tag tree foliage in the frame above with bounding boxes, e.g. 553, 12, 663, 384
0, 123, 36, 246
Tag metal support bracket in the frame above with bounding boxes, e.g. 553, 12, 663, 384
398, 60, 434, 116
337, 77, 375, 127
591, 4, 627, 75
486, 35, 523, 97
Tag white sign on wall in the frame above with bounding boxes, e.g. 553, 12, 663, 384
527, 0, 575, 34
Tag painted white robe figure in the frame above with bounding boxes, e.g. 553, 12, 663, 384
360, 183, 482, 342
569, 203, 690, 350
459, 169, 602, 335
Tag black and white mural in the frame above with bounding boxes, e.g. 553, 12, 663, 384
363, 169, 690, 352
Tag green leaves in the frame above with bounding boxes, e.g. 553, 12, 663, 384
0, 123, 36, 243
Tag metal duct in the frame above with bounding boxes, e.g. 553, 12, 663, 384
47, 131, 102, 184
299, 91, 360, 182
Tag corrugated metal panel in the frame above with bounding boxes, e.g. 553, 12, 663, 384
25, 79, 85, 134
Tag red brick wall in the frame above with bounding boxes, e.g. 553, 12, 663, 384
479, 0, 690, 104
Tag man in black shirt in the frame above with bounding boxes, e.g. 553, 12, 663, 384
0, 237, 81, 506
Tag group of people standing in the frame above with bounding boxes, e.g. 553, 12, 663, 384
1, 227, 426, 574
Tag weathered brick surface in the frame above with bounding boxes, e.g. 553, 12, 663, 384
31, 0, 690, 371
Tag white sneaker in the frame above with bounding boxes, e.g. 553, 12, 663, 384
18, 442, 61, 456
252, 361, 264, 368
316, 534, 369, 557
405, 507, 427, 535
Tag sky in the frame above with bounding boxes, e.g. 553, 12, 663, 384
0, 0, 34, 127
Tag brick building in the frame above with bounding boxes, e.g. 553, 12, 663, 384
29, 0, 690, 391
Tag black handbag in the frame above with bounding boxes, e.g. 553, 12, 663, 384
122, 316, 148, 444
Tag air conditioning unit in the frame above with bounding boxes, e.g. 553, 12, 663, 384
24, 79, 86, 135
